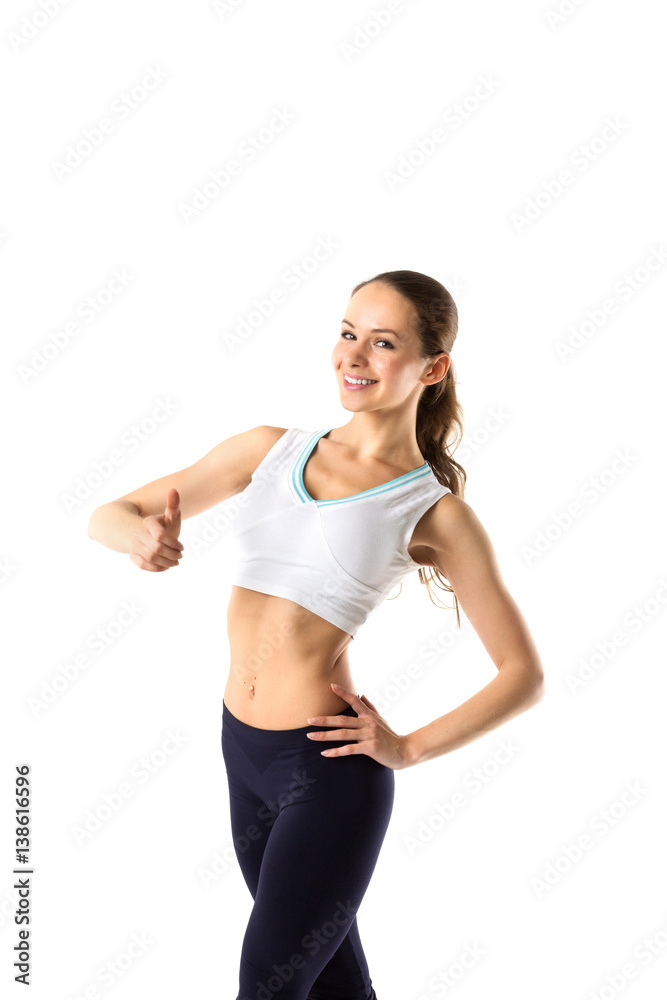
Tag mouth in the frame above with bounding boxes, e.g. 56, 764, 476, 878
343, 371, 379, 390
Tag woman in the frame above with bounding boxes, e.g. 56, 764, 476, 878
88, 270, 544, 1000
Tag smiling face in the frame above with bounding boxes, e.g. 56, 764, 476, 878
331, 281, 450, 412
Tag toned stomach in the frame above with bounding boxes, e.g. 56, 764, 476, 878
222, 585, 357, 729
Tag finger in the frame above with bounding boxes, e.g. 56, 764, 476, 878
164, 487, 181, 523
145, 520, 183, 553
129, 551, 167, 572
137, 534, 181, 561
151, 532, 183, 554
134, 539, 181, 568
307, 712, 362, 726
307, 726, 361, 741
330, 681, 361, 704
320, 745, 361, 757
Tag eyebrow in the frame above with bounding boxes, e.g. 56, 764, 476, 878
341, 319, 403, 341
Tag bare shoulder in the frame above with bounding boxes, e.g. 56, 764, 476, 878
255, 424, 291, 450
224, 424, 291, 484
412, 492, 479, 548
409, 493, 496, 574
247, 425, 290, 469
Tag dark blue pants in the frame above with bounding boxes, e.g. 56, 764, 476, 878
221, 699, 395, 1000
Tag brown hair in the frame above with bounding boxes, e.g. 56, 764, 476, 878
349, 269, 466, 626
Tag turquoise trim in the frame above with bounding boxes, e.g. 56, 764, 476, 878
293, 427, 431, 506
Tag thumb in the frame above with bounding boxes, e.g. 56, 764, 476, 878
164, 487, 181, 523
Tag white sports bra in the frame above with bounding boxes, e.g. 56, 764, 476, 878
230, 427, 451, 637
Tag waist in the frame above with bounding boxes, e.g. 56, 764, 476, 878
222, 698, 358, 743
228, 585, 353, 658
224, 586, 356, 727
223, 659, 355, 727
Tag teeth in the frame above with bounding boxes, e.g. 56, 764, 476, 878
345, 374, 378, 385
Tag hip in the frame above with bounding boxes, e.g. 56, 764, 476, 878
221, 698, 395, 817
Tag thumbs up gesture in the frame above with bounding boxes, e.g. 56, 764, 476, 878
129, 488, 184, 573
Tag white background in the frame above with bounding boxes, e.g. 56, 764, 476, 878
2, 1, 666, 998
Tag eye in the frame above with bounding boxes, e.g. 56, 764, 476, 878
340, 332, 394, 348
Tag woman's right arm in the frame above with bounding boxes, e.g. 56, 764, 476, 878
87, 425, 287, 568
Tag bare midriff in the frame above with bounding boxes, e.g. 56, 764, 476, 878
222, 585, 357, 729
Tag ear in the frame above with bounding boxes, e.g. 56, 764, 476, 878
423, 353, 450, 384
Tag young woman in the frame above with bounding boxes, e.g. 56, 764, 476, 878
88, 270, 544, 1000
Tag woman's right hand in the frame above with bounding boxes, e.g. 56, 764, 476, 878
129, 488, 184, 572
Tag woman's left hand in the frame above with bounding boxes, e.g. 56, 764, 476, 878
306, 683, 415, 770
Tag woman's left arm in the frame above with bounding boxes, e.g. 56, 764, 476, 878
405, 494, 545, 767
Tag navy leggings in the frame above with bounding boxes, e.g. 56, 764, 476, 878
221, 699, 395, 1000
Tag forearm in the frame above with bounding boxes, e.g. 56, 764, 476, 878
406, 662, 545, 767
87, 500, 144, 553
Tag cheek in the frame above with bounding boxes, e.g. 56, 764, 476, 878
374, 354, 399, 377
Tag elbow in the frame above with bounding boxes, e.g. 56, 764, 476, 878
87, 503, 109, 541
500, 657, 545, 706
528, 668, 546, 705
87, 508, 99, 540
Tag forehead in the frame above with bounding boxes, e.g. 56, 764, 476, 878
344, 284, 416, 338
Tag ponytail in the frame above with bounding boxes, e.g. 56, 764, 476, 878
415, 356, 466, 628
350, 270, 466, 627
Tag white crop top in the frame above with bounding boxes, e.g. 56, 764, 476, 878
230, 427, 451, 637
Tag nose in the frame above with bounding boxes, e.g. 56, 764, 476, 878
344, 343, 368, 366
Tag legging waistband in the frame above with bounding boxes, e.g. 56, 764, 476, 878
222, 699, 358, 747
